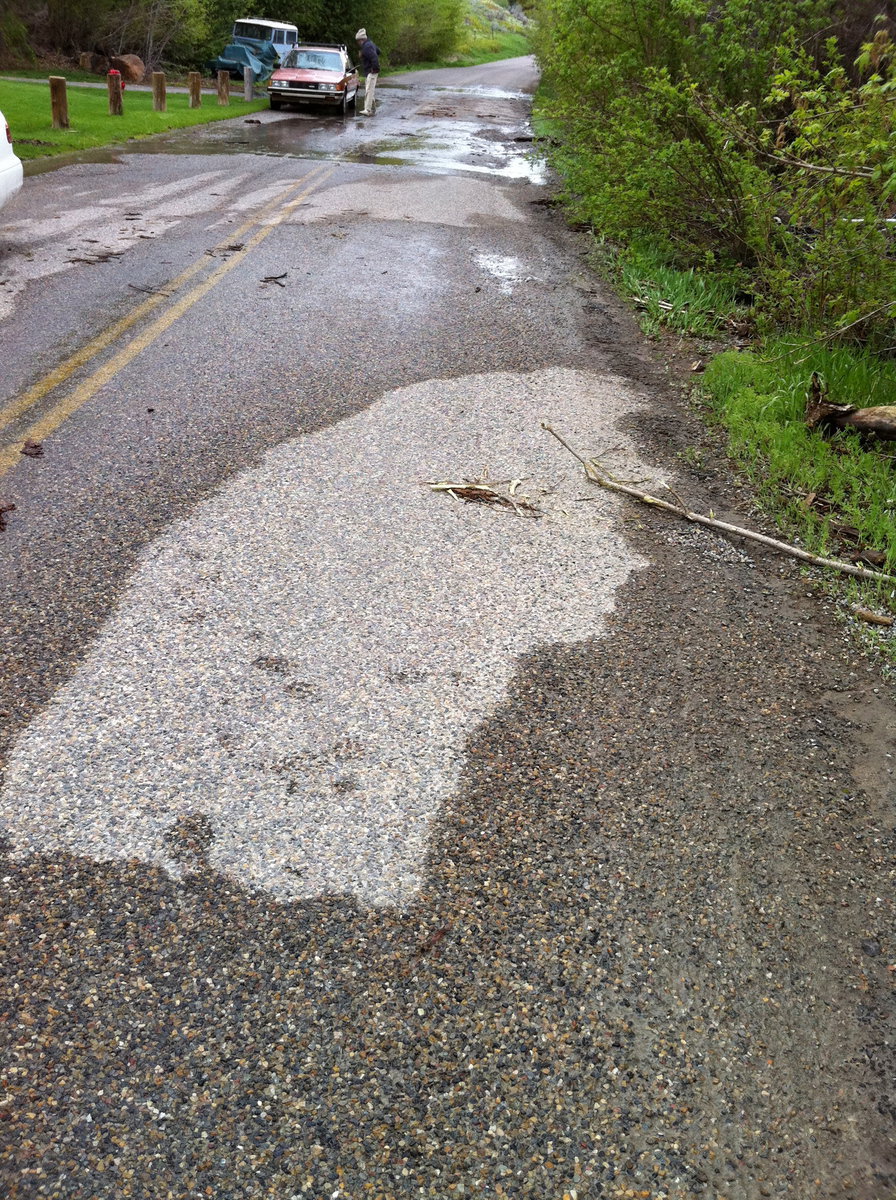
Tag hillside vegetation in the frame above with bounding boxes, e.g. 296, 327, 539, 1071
533, 0, 896, 614
0, 0, 530, 72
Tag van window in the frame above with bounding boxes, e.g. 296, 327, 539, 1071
232, 21, 298, 46
234, 22, 273, 41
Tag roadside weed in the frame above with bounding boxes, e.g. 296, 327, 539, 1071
701, 343, 896, 594
592, 239, 747, 339
678, 445, 706, 469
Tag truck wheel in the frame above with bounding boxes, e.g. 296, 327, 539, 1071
270, 97, 282, 110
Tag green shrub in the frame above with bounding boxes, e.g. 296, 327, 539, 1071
0, 10, 35, 66
388, 0, 466, 65
533, 1, 896, 348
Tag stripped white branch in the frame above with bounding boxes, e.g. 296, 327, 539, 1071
542, 423, 896, 585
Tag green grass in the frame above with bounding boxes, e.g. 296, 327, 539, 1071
0, 77, 266, 160
1, 67, 102, 83
576, 232, 896, 619
701, 341, 896, 591
602, 240, 746, 339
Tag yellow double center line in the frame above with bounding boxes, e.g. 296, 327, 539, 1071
0, 164, 335, 479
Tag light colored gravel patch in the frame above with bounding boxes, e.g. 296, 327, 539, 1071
474, 252, 524, 293
0, 367, 659, 907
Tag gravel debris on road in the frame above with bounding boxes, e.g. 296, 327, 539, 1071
1, 372, 894, 1199
0, 367, 650, 906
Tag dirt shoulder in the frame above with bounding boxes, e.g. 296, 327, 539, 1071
594, 274, 896, 1197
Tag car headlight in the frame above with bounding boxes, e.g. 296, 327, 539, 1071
322, 83, 336, 91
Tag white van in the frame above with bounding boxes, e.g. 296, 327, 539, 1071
231, 17, 299, 62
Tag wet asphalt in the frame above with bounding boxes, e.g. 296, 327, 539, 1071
0, 59, 894, 1199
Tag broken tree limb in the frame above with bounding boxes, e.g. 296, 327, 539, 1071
852, 606, 894, 627
805, 369, 896, 440
542, 423, 896, 585
806, 400, 896, 441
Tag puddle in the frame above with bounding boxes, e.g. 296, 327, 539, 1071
25, 148, 126, 176
393, 84, 531, 99
475, 252, 525, 293
432, 84, 532, 100
19, 81, 546, 185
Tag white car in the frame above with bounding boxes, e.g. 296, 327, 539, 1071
0, 110, 23, 212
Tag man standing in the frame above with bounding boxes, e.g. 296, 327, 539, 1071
355, 28, 380, 116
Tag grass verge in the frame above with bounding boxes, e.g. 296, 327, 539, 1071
700, 341, 896, 614
1, 68, 102, 83
581, 230, 896, 639
701, 343, 896, 565
594, 239, 748, 339
0, 78, 266, 161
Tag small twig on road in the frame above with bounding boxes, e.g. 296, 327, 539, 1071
66, 251, 124, 265
425, 479, 542, 518
542, 422, 896, 584
128, 283, 171, 297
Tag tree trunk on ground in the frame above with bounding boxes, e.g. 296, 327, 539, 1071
806, 400, 896, 440
805, 369, 896, 440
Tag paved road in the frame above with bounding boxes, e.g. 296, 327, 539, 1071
0, 59, 894, 1199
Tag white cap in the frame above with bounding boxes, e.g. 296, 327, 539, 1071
355, 28, 366, 40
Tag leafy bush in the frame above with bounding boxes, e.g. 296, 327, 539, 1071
533, 0, 896, 348
730, 32, 896, 348
386, 0, 466, 65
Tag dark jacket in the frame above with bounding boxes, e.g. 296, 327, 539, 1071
359, 38, 380, 75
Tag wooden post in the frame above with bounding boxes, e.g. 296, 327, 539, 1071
107, 70, 123, 116
49, 76, 69, 130
188, 71, 202, 108
152, 71, 166, 112
217, 70, 230, 105
243, 67, 254, 102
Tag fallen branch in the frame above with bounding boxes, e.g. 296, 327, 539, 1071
852, 606, 894, 627
542, 423, 896, 584
806, 398, 896, 441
